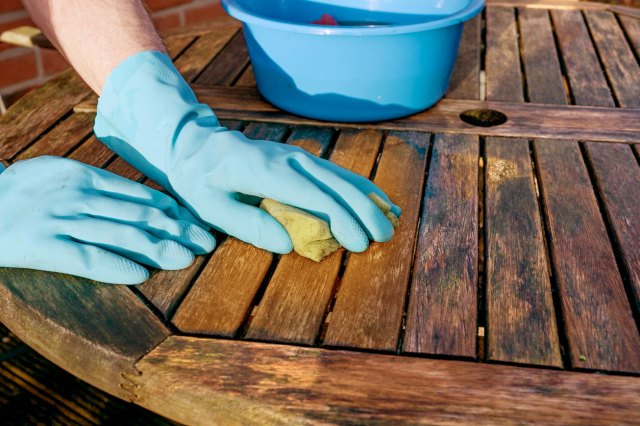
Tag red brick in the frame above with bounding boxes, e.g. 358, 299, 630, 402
0, 16, 36, 53
184, 1, 225, 24
0, 0, 24, 14
41, 48, 70, 75
0, 50, 37, 87
153, 11, 181, 31
145, 0, 192, 12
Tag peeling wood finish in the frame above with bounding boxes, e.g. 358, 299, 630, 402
134, 336, 640, 426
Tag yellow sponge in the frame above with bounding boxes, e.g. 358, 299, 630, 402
260, 193, 399, 262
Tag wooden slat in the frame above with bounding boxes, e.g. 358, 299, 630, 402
171, 122, 289, 334
518, 8, 568, 105
584, 142, 640, 310
323, 131, 429, 351
76, 85, 640, 143
234, 65, 256, 87
486, 7, 524, 102
0, 70, 91, 160
0, 269, 170, 400
619, 15, 640, 58
104, 157, 143, 181
164, 35, 196, 59
446, 15, 482, 100
585, 11, 640, 108
485, 137, 562, 367
135, 336, 640, 426
402, 134, 478, 357
551, 10, 614, 107
134, 120, 245, 318
14, 113, 95, 161
245, 129, 382, 345
195, 31, 249, 86
534, 139, 640, 373
173, 28, 239, 82
67, 135, 114, 167
487, 0, 604, 9
161, 15, 239, 39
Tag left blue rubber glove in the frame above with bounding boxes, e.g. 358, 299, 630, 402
94, 51, 401, 254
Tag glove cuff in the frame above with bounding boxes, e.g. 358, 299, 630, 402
94, 50, 221, 190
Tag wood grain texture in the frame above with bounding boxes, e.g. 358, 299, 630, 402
0, 70, 91, 160
135, 336, 640, 426
245, 129, 383, 345
164, 35, 196, 60
518, 8, 568, 105
402, 134, 478, 357
76, 85, 640, 143
584, 142, 640, 311
173, 28, 239, 82
485, 137, 561, 367
14, 113, 95, 161
584, 11, 640, 108
323, 131, 429, 351
104, 157, 143, 181
171, 122, 289, 335
486, 7, 524, 102
551, 9, 614, 107
161, 15, 240, 39
0, 269, 170, 400
446, 15, 482, 100
67, 135, 115, 168
619, 15, 640, 58
534, 139, 640, 372
234, 64, 256, 87
195, 31, 249, 86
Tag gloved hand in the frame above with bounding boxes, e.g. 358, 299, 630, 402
94, 51, 400, 254
0, 156, 215, 284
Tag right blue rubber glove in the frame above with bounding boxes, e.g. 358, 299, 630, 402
94, 51, 401, 254
0, 156, 215, 284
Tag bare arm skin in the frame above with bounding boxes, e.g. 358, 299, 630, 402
22, 0, 165, 94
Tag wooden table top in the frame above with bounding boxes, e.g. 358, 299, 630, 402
1, 1, 639, 424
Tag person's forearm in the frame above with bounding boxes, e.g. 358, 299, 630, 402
23, 0, 165, 94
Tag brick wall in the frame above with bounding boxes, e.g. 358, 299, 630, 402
0, 0, 224, 106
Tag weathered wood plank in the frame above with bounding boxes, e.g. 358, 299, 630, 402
551, 10, 614, 107
446, 15, 482, 100
245, 129, 382, 345
323, 131, 429, 351
174, 28, 240, 82
0, 269, 170, 400
486, 7, 524, 102
534, 139, 640, 372
14, 113, 95, 161
67, 135, 115, 168
584, 142, 640, 311
485, 137, 562, 367
76, 85, 640, 143
134, 336, 640, 426
518, 8, 568, 105
104, 157, 144, 181
0, 70, 91, 160
171, 122, 289, 334
164, 35, 196, 60
585, 11, 640, 108
619, 15, 640, 58
402, 134, 478, 358
161, 15, 240, 39
195, 31, 249, 86
234, 65, 256, 87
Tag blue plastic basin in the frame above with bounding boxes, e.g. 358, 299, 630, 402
222, 0, 485, 122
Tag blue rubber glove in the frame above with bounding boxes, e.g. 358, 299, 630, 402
94, 51, 400, 254
0, 156, 215, 284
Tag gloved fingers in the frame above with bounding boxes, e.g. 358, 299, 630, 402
49, 240, 150, 285
200, 197, 293, 254
91, 168, 209, 228
261, 172, 370, 253
291, 158, 395, 242
318, 159, 402, 217
81, 196, 215, 255
60, 217, 195, 271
